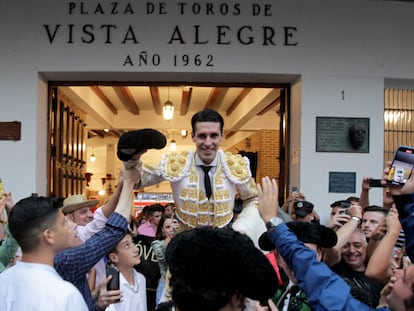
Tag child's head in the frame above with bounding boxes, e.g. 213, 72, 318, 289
155, 216, 175, 240
107, 232, 140, 268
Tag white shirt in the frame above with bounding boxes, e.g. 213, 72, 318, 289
0, 261, 88, 311
106, 270, 147, 311
77, 207, 108, 285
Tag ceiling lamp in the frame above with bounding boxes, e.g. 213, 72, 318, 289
163, 87, 174, 121
170, 131, 177, 151
90, 147, 96, 163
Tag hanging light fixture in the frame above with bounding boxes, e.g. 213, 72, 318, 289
170, 131, 177, 151
163, 87, 174, 121
90, 147, 96, 163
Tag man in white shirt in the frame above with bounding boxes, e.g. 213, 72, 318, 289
0, 196, 88, 311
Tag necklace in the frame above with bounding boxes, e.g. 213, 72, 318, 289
125, 281, 139, 293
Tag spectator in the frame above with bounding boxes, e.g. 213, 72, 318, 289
152, 216, 178, 307
328, 199, 352, 230
0, 196, 88, 310
259, 221, 337, 310
165, 226, 279, 311
163, 203, 175, 219
331, 229, 383, 307
106, 232, 147, 311
362, 206, 388, 240
0, 192, 18, 273
62, 194, 97, 226
137, 204, 164, 238
257, 176, 413, 311
54, 163, 141, 311
290, 200, 315, 223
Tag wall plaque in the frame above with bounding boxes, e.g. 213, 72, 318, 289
0, 121, 21, 141
316, 117, 369, 153
329, 171, 356, 193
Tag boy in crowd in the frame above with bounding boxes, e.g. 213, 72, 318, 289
0, 196, 88, 310
106, 232, 147, 311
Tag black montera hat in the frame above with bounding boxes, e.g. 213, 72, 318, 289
259, 221, 338, 252
117, 129, 166, 161
166, 227, 279, 305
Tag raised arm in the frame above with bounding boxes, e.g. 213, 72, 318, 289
359, 176, 371, 208
324, 204, 363, 266
365, 206, 401, 283
113, 163, 141, 220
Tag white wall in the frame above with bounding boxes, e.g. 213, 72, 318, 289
1, 0, 414, 223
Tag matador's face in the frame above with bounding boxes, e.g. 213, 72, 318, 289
192, 121, 223, 165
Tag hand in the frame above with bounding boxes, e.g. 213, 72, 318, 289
123, 150, 147, 170
382, 161, 414, 195
386, 206, 402, 235
370, 221, 387, 241
257, 177, 279, 223
329, 212, 350, 228
361, 176, 371, 191
379, 275, 396, 306
95, 275, 123, 309
121, 160, 142, 184
382, 188, 394, 209
255, 299, 279, 311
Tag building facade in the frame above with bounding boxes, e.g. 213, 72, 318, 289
1, 0, 414, 223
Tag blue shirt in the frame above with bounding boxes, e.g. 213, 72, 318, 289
267, 223, 389, 311
54, 212, 128, 311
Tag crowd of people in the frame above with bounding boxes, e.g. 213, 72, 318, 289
0, 108, 414, 311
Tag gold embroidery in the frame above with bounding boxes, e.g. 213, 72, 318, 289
223, 152, 250, 182
163, 151, 190, 179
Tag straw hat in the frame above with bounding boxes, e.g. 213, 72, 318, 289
62, 194, 98, 214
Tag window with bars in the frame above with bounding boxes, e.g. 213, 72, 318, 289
384, 88, 414, 163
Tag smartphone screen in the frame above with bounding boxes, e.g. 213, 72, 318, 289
387, 146, 414, 187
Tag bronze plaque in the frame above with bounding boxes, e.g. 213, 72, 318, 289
0, 121, 21, 141
329, 171, 356, 193
316, 117, 369, 153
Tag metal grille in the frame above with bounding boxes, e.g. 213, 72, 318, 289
384, 88, 414, 163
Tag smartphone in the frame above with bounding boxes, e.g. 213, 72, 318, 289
369, 179, 385, 188
387, 145, 414, 187
106, 265, 120, 291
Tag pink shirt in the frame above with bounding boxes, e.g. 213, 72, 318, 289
137, 221, 156, 237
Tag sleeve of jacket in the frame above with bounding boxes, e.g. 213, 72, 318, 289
54, 212, 128, 283
267, 223, 378, 311
392, 193, 414, 262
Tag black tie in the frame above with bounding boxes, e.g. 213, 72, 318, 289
202, 166, 212, 199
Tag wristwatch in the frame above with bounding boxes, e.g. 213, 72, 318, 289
266, 216, 284, 231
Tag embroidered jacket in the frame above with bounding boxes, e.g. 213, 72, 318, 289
140, 150, 258, 229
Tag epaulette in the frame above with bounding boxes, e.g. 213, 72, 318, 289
220, 151, 251, 184
161, 150, 192, 181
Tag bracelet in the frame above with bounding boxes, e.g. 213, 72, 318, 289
351, 216, 361, 225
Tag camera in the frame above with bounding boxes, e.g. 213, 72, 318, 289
369, 179, 385, 188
